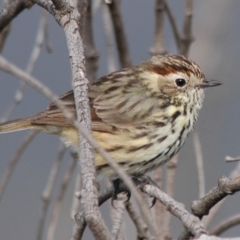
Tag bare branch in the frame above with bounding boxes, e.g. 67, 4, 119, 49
0, 23, 10, 52
210, 215, 240, 236
193, 131, 205, 198
111, 196, 125, 239
163, 0, 181, 50
152, 167, 164, 236
1, 9, 48, 122
0, 0, 34, 32
72, 212, 87, 240
180, 0, 194, 56
102, 2, 117, 73
51, 0, 64, 10
37, 144, 66, 240
140, 184, 207, 237
225, 155, 240, 162
203, 162, 240, 227
191, 176, 240, 218
71, 164, 81, 221
46, 157, 76, 240
125, 201, 156, 240
0, 130, 38, 200
195, 234, 240, 240
83, 0, 99, 82
150, 0, 167, 56
161, 154, 179, 238
107, 0, 131, 68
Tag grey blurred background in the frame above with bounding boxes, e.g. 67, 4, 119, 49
0, 0, 240, 239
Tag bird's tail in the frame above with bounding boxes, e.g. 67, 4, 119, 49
0, 118, 33, 134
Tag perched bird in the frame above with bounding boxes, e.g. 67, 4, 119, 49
0, 55, 221, 178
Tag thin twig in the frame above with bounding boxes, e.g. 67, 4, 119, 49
180, 0, 194, 56
0, 130, 38, 200
71, 164, 81, 221
37, 144, 66, 240
193, 131, 205, 198
1, 9, 48, 122
125, 201, 156, 240
83, 0, 99, 82
163, 0, 181, 50
102, 2, 117, 73
46, 156, 77, 240
150, 0, 167, 56
161, 154, 179, 238
152, 167, 164, 236
225, 155, 240, 162
107, 0, 131, 68
210, 214, 240, 236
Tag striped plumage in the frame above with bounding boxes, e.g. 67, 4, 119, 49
0, 55, 221, 177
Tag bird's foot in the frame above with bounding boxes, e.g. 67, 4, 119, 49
111, 175, 160, 208
111, 178, 131, 208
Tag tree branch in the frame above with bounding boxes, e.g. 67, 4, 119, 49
140, 184, 207, 237
180, 0, 194, 56
0, 0, 34, 32
150, 0, 166, 55
210, 215, 240, 236
46, 156, 76, 240
125, 201, 156, 240
163, 0, 181, 50
107, 0, 131, 68
0, 130, 38, 200
191, 176, 240, 218
37, 144, 66, 240
1, 9, 48, 122
82, 0, 99, 82
193, 131, 205, 198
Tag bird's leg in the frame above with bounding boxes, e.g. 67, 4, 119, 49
131, 174, 160, 207
111, 178, 131, 207
111, 175, 160, 207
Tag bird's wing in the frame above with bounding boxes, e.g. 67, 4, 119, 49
31, 70, 159, 131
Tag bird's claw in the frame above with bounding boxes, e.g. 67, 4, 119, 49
111, 175, 160, 208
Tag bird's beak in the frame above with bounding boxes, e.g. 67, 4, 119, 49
196, 79, 222, 88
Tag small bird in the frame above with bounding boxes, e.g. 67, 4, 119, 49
0, 55, 221, 178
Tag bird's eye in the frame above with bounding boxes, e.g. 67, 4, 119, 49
175, 78, 186, 87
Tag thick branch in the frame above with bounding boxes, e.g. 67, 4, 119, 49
191, 176, 240, 218
0, 0, 34, 32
